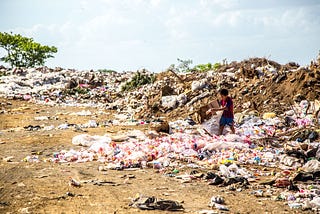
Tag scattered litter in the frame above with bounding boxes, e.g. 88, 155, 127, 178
69, 177, 81, 187
3, 156, 14, 162
34, 116, 49, 121
130, 194, 184, 211
1, 55, 320, 212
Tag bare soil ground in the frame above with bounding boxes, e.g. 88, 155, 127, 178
0, 98, 311, 214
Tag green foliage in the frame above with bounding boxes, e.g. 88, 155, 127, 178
0, 32, 57, 67
172, 58, 193, 73
173, 60, 222, 74
65, 87, 89, 95
121, 71, 156, 92
172, 59, 222, 73
213, 62, 221, 70
192, 62, 221, 72
193, 62, 221, 72
193, 63, 212, 72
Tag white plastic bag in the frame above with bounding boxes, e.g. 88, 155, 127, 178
202, 111, 223, 135
72, 134, 111, 147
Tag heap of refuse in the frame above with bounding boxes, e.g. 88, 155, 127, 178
1, 55, 320, 121
42, 98, 319, 211
45, 98, 319, 167
1, 55, 320, 211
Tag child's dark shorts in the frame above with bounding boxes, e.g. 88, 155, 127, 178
219, 116, 234, 126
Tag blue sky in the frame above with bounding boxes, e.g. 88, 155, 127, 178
1, 0, 320, 71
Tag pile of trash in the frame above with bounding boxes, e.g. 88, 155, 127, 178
36, 98, 319, 211
0, 55, 320, 121
1, 55, 320, 212
46, 98, 319, 167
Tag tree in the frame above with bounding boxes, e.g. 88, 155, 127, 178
0, 32, 57, 67
176, 58, 193, 73
168, 58, 193, 73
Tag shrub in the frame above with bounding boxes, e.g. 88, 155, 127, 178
121, 71, 156, 91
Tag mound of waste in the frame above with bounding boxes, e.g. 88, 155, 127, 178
0, 55, 320, 123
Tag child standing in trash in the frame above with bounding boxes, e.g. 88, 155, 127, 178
207, 89, 235, 135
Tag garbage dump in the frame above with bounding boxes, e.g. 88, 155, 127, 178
1, 55, 320, 213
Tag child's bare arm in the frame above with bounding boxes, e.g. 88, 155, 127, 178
206, 106, 227, 114
206, 99, 221, 114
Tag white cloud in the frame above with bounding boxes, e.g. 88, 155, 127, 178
77, 13, 133, 43
150, 0, 161, 8
1, 0, 319, 70
200, 0, 237, 9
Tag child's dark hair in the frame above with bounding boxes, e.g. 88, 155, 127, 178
219, 89, 229, 96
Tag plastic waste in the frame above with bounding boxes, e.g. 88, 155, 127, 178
301, 160, 320, 173
43, 125, 55, 131
310, 197, 320, 208
210, 195, 224, 205
288, 203, 302, 209
287, 194, 296, 201
177, 94, 187, 106
58, 123, 69, 129
72, 134, 111, 147
219, 165, 230, 177
191, 80, 206, 91
23, 155, 39, 163
34, 116, 49, 121
161, 95, 178, 109
71, 110, 92, 116
69, 177, 81, 187
214, 203, 229, 211
82, 120, 98, 128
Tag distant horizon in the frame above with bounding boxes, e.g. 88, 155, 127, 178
0, 53, 318, 73
1, 0, 320, 72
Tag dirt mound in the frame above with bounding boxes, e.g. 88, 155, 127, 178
137, 56, 320, 122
